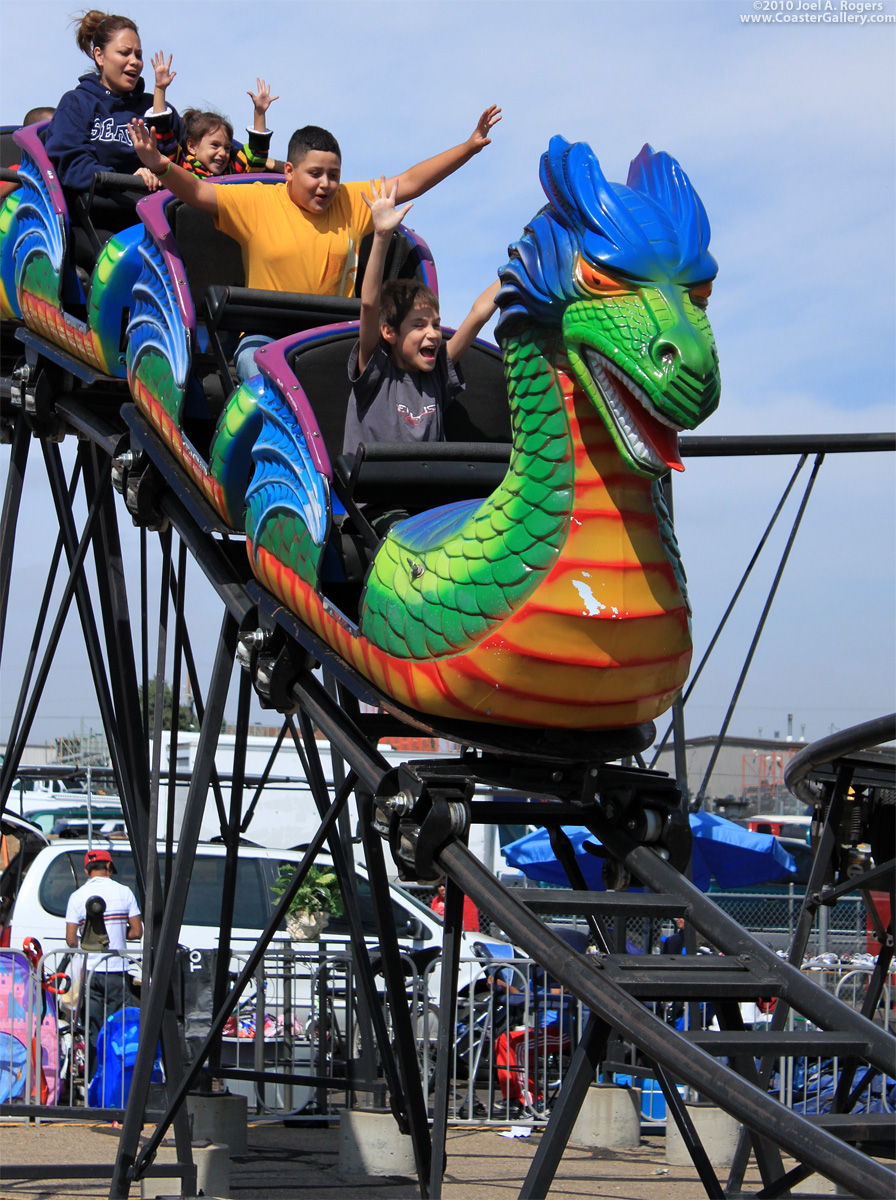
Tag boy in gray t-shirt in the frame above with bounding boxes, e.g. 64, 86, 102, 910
342, 178, 499, 455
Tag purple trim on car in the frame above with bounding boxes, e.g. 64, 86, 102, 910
135, 191, 196, 332
213, 174, 285, 187
255, 320, 361, 479
13, 124, 66, 221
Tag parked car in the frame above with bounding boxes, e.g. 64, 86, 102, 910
2, 838, 476, 959
0, 811, 50, 940
19, 803, 126, 839
2, 836, 516, 1108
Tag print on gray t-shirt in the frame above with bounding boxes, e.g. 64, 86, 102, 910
343, 341, 465, 455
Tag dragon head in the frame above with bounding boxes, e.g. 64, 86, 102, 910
497, 136, 720, 478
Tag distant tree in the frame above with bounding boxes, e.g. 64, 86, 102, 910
139, 680, 196, 731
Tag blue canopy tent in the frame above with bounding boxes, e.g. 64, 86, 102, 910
502, 811, 797, 892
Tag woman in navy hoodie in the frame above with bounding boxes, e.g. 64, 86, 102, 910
44, 9, 181, 250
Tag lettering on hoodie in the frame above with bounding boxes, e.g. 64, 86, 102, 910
89, 116, 139, 147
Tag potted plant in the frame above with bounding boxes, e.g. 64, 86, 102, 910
271, 864, 344, 941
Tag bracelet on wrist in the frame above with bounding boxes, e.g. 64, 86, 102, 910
152, 160, 172, 179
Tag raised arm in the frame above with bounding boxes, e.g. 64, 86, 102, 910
445, 280, 500, 364
240, 79, 278, 172
384, 106, 501, 203
151, 51, 176, 113
129, 119, 219, 215
357, 178, 413, 372
247, 78, 279, 133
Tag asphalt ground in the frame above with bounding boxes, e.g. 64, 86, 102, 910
0, 1116, 852, 1200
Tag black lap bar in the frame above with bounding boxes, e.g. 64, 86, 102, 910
205, 285, 361, 337
335, 441, 511, 508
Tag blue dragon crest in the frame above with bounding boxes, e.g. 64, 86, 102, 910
496, 136, 718, 336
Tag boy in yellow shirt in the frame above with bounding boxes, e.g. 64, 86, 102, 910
128, 108, 501, 378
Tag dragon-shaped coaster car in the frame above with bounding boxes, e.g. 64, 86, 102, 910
246, 136, 720, 729
1, 132, 720, 731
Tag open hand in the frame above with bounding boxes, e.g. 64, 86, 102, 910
363, 177, 413, 235
248, 78, 279, 115
151, 51, 176, 92
128, 119, 164, 171
468, 105, 502, 153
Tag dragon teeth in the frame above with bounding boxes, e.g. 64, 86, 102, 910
584, 349, 665, 471
586, 349, 679, 430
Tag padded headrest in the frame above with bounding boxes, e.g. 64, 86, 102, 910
170, 200, 245, 305
443, 343, 511, 443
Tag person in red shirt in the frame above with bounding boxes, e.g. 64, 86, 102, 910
430, 883, 479, 933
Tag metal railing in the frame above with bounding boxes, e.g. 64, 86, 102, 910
2, 943, 892, 1125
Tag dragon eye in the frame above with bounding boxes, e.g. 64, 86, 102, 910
575, 258, 631, 296
689, 281, 713, 309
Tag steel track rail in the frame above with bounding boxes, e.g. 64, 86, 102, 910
436, 838, 895, 1199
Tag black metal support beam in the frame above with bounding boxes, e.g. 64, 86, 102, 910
429, 876, 464, 1199
0, 413, 30, 661
131, 765, 359, 1175
111, 611, 239, 1198
358, 789, 433, 1197
208, 667, 252, 1076
239, 718, 289, 835
287, 712, 405, 1117
82, 443, 152, 870
697, 453, 824, 805
164, 538, 188, 885
143, 525, 172, 990
650, 454, 808, 769
519, 1015, 612, 1200
436, 838, 895, 1199
679, 432, 895, 456
0, 444, 103, 809
652, 1061, 724, 1198
727, 760, 856, 1192
546, 826, 611, 952
288, 670, 394, 795
164, 545, 229, 835
0, 457, 80, 803
596, 817, 894, 1072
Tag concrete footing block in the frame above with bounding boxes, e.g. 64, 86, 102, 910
570, 1083, 642, 1149
188, 1092, 248, 1156
140, 1141, 231, 1199
791, 1174, 851, 1195
140, 1145, 178, 1200
665, 1101, 741, 1168
339, 1108, 416, 1176
195, 1143, 231, 1196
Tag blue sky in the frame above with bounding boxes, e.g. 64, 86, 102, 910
1, 0, 894, 750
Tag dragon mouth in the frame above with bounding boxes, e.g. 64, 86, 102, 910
584, 348, 683, 473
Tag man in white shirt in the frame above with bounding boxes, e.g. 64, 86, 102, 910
65, 849, 142, 1068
